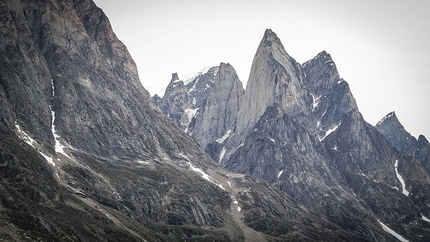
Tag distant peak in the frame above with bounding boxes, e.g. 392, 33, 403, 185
305, 50, 334, 66
376, 111, 399, 127
264, 28, 276, 37
171, 73, 179, 82
316, 50, 331, 59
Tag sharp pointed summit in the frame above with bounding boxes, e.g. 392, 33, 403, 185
376, 112, 430, 175
234, 29, 310, 141
376, 111, 417, 154
171, 72, 180, 83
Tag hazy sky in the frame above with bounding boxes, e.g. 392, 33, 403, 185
94, 0, 429, 139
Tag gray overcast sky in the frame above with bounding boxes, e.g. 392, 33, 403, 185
94, 0, 430, 139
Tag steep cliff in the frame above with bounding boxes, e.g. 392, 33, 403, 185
0, 1, 367, 241
156, 63, 245, 155
160, 28, 430, 241
376, 112, 430, 175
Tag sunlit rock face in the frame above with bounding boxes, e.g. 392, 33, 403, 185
234, 29, 311, 139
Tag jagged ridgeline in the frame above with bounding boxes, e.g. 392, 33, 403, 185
0, 0, 376, 241
156, 29, 430, 241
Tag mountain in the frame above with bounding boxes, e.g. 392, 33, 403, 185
0, 1, 370, 241
157, 29, 430, 241
376, 112, 430, 175
375, 112, 417, 155
156, 63, 245, 156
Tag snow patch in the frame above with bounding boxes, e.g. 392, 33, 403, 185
237, 206, 241, 212
319, 122, 342, 141
277, 170, 283, 179
15, 122, 55, 166
394, 160, 409, 196
270, 138, 276, 143
183, 108, 199, 126
216, 130, 232, 143
219, 147, 226, 162
50, 80, 72, 160
311, 93, 321, 111
183, 65, 218, 86
41, 153, 55, 167
15, 122, 36, 148
218, 184, 225, 190
136, 160, 149, 165
188, 162, 211, 181
227, 181, 232, 187
422, 214, 430, 223
377, 219, 409, 242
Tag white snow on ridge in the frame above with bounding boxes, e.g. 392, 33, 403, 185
394, 160, 409, 196
377, 219, 409, 242
376, 112, 395, 126
319, 122, 342, 141
183, 65, 219, 85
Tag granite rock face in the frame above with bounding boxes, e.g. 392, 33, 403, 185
375, 112, 417, 155
156, 63, 245, 154
234, 29, 311, 141
376, 111, 430, 175
159, 29, 430, 241
0, 1, 368, 241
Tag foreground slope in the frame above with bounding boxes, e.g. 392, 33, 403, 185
158, 29, 430, 241
0, 1, 364, 241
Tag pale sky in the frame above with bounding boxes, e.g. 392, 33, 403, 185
94, 0, 430, 139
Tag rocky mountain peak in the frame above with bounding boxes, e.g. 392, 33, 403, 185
303, 50, 341, 96
154, 28, 430, 241
262, 28, 282, 48
234, 29, 310, 141
171, 72, 180, 82
376, 111, 398, 127
375, 111, 417, 155
376, 112, 430, 175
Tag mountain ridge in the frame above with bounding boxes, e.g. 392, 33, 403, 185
0, 1, 371, 241
156, 28, 430, 241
